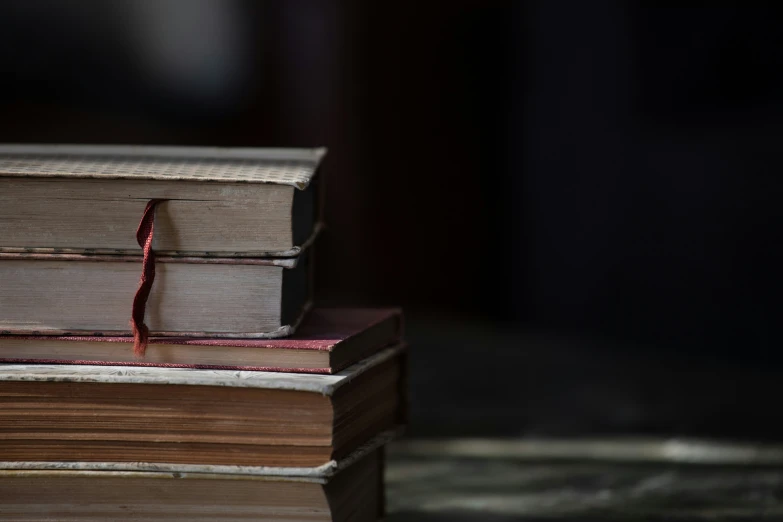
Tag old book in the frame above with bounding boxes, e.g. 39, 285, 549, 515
0, 434, 390, 521
0, 345, 406, 468
0, 144, 326, 257
0, 249, 311, 338
0, 308, 402, 374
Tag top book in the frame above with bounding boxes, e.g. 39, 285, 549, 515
0, 144, 326, 257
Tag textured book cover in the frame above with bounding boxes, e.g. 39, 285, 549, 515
0, 308, 403, 373
0, 433, 393, 521
0, 344, 407, 468
0, 144, 326, 257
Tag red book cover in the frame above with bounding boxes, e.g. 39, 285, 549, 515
0, 308, 402, 374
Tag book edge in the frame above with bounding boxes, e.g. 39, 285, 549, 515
0, 343, 405, 394
0, 143, 327, 166
0, 307, 400, 352
0, 428, 401, 480
0, 144, 326, 189
0, 222, 322, 260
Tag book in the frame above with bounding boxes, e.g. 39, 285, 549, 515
0, 433, 391, 521
0, 344, 406, 468
0, 249, 311, 338
0, 144, 326, 257
0, 308, 402, 373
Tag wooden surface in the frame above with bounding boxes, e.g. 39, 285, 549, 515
386, 438, 783, 521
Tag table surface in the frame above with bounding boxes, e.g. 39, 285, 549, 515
385, 438, 783, 521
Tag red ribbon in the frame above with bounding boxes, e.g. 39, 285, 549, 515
131, 199, 165, 357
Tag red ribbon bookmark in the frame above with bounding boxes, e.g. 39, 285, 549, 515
131, 199, 165, 357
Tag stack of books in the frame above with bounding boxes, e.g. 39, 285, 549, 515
0, 145, 406, 521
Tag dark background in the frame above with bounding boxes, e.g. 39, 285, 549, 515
2, 1, 783, 439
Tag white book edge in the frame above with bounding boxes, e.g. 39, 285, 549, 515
0, 343, 404, 395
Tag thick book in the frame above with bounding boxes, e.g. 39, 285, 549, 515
0, 249, 312, 338
0, 308, 402, 373
0, 344, 406, 468
0, 144, 326, 257
0, 434, 391, 521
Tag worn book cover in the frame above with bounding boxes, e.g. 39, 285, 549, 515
0, 308, 403, 373
0, 433, 392, 521
0, 144, 326, 256
0, 344, 407, 468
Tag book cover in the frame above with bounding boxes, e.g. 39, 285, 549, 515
0, 144, 326, 257
0, 433, 393, 521
0, 344, 407, 468
0, 308, 403, 373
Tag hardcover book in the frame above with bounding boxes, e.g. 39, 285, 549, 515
0, 308, 402, 373
0, 344, 406, 468
0, 249, 312, 340
0, 144, 326, 257
0, 434, 391, 521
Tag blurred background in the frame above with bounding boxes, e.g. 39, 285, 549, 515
2, 1, 783, 440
